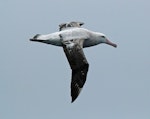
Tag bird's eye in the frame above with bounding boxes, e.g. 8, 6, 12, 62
102, 36, 105, 38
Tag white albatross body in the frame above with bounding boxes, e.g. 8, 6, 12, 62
32, 27, 111, 48
30, 21, 117, 103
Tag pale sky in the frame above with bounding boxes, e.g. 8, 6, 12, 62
0, 0, 150, 119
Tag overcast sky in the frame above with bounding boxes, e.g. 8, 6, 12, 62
1, 0, 150, 119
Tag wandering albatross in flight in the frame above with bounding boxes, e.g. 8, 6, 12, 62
30, 21, 117, 103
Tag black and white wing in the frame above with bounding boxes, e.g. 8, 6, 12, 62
60, 35, 89, 103
59, 21, 84, 31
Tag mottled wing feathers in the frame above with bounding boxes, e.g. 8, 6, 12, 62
59, 21, 84, 31
60, 35, 89, 102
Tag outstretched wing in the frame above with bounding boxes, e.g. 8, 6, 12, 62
59, 21, 84, 31
60, 35, 89, 103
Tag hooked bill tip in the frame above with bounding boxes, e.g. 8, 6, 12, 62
106, 39, 117, 48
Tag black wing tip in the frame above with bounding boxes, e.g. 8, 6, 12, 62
71, 97, 77, 103
71, 88, 81, 103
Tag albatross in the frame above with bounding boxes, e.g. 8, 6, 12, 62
30, 21, 117, 102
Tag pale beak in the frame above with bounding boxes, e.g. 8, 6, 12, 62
106, 39, 117, 48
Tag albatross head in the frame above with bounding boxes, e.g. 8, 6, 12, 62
99, 34, 117, 48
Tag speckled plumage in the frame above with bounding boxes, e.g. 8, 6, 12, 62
30, 21, 117, 102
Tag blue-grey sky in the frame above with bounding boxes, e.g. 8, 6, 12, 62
1, 0, 150, 119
